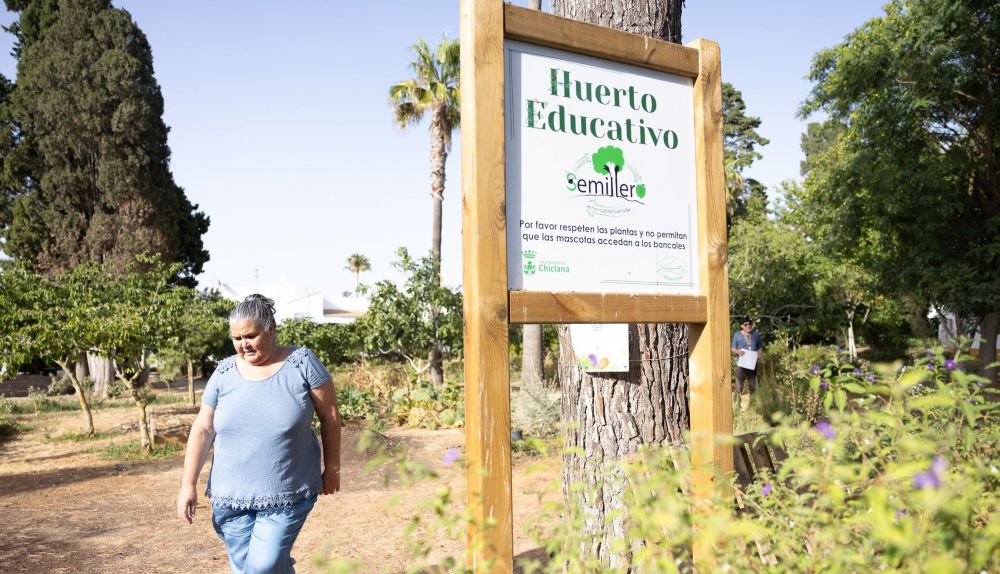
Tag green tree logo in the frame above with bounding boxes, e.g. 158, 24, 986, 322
591, 145, 625, 176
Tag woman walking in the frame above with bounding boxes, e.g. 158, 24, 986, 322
177, 294, 341, 573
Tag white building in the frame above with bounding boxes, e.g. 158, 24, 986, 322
936, 311, 1000, 356
205, 277, 368, 325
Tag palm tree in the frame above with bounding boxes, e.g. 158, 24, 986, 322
345, 253, 371, 294
389, 36, 460, 385
389, 37, 460, 265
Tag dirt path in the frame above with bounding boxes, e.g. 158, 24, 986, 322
0, 402, 559, 573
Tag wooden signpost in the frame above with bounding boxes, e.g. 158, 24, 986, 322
460, 2, 731, 571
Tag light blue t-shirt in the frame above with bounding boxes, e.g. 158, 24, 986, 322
203, 346, 331, 509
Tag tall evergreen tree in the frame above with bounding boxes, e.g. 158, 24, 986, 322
722, 82, 769, 226
0, 0, 209, 285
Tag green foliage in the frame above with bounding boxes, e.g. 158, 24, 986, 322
397, 357, 1000, 573
336, 386, 378, 422
727, 194, 818, 341
359, 248, 463, 369
388, 37, 460, 142
388, 375, 463, 429
590, 145, 624, 174
50, 430, 117, 442
0, 418, 28, 443
0, 0, 209, 282
276, 318, 359, 366
157, 287, 230, 375
511, 386, 561, 438
722, 82, 769, 225
800, 0, 1000, 370
44, 373, 74, 396
92, 440, 181, 462
345, 253, 371, 293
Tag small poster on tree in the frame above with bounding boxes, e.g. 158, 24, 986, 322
569, 324, 629, 372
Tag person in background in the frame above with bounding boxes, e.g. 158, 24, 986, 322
176, 294, 341, 574
731, 316, 763, 411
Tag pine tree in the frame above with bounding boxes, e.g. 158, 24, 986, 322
0, 0, 209, 285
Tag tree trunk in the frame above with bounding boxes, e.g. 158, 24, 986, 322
558, 324, 689, 567
846, 309, 857, 361
187, 356, 196, 406
522, 324, 545, 391
87, 352, 114, 399
551, 1, 686, 568
553, 0, 683, 43
56, 358, 94, 435
125, 377, 153, 452
75, 352, 89, 386
979, 311, 999, 386
427, 103, 449, 386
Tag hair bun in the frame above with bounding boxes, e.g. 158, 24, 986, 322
245, 293, 276, 313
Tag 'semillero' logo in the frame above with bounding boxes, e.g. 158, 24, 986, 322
565, 146, 647, 217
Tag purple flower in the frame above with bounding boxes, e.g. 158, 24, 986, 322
761, 483, 773, 496
896, 509, 908, 519
927, 364, 936, 371
814, 421, 836, 440
443, 448, 461, 465
820, 379, 830, 390
925, 351, 933, 358
866, 374, 878, 383
853, 368, 862, 377
944, 359, 956, 370
809, 365, 820, 376
913, 456, 947, 490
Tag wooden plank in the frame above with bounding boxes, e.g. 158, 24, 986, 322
461, 0, 513, 571
686, 39, 731, 567
732, 441, 755, 489
508, 292, 707, 324
748, 435, 777, 475
504, 4, 699, 78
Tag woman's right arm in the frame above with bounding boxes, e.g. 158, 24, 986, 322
177, 403, 216, 525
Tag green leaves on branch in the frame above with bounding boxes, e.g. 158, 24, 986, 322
359, 248, 463, 369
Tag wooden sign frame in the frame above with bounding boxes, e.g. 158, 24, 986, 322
460, 2, 731, 571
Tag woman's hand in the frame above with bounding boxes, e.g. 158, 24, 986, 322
322, 467, 341, 495
177, 484, 198, 524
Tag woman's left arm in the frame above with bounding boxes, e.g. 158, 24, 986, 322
310, 381, 342, 494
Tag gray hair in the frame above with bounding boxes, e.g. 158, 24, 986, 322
230, 294, 277, 332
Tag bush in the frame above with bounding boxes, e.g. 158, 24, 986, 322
396, 351, 1000, 573
107, 378, 127, 399
511, 386, 560, 438
336, 386, 379, 422
389, 375, 463, 429
45, 374, 76, 396
752, 344, 828, 423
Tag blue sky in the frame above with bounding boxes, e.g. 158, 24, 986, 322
0, 1, 886, 296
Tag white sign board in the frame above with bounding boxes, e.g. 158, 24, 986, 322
505, 41, 699, 295
569, 324, 630, 372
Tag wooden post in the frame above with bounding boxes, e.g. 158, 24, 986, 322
686, 37, 733, 565
460, 0, 513, 571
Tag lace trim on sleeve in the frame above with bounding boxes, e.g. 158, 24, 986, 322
215, 356, 236, 374
286, 346, 311, 368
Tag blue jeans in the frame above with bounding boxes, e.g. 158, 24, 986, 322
212, 495, 316, 574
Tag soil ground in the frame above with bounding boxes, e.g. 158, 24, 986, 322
0, 381, 560, 573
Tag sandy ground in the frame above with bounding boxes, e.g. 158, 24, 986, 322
0, 394, 559, 573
